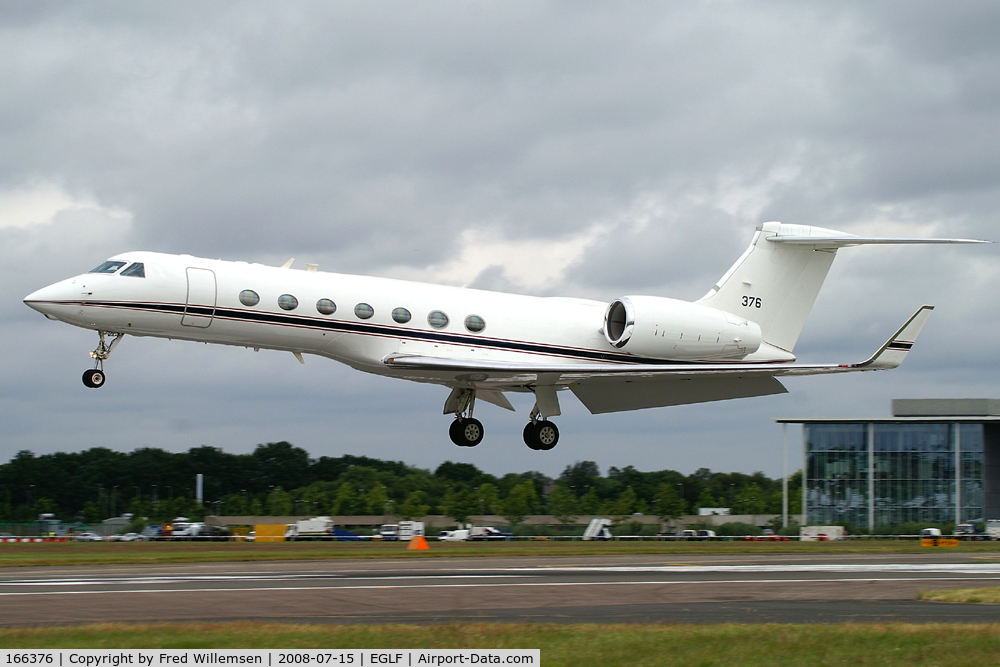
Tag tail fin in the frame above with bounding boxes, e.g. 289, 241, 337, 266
698, 222, 986, 354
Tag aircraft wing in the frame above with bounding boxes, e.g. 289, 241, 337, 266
382, 306, 934, 413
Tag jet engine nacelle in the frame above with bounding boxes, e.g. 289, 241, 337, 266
603, 295, 762, 361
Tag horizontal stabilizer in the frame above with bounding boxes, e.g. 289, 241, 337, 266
771, 235, 989, 247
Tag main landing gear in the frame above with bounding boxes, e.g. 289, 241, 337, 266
442, 387, 561, 450
445, 388, 485, 447
449, 417, 485, 447
82, 331, 123, 389
523, 406, 559, 451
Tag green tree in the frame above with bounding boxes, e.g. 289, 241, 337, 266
475, 483, 499, 515
81, 501, 101, 523
249, 498, 263, 516
734, 483, 767, 516
609, 486, 638, 524
330, 483, 355, 516
364, 484, 389, 515
655, 484, 687, 521
695, 487, 718, 512
501, 481, 538, 527
266, 487, 293, 516
546, 485, 580, 524
397, 491, 430, 520
443, 486, 477, 525
579, 487, 605, 515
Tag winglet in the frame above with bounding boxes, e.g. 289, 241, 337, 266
856, 306, 934, 370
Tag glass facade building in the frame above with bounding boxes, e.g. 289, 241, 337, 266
780, 399, 1000, 531
804, 423, 983, 528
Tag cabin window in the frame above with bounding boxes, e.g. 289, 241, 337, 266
316, 298, 337, 315
464, 315, 486, 333
392, 307, 411, 324
428, 310, 449, 329
239, 290, 260, 307
355, 303, 374, 319
89, 260, 127, 274
120, 262, 145, 278
278, 294, 299, 311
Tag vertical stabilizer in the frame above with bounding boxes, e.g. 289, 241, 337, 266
698, 222, 986, 353
697, 222, 838, 353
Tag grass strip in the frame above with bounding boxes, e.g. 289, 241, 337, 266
919, 587, 1000, 603
1, 621, 999, 665
4, 540, 1000, 568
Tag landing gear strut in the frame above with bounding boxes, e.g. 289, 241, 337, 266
445, 388, 485, 447
83, 331, 123, 389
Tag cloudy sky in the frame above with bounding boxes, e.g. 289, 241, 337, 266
3, 2, 998, 482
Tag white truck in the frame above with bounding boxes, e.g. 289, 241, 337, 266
985, 520, 1000, 540
582, 517, 612, 541
378, 521, 425, 541
437, 525, 509, 541
286, 516, 336, 541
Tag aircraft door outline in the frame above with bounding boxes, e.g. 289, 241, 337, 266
182, 267, 217, 328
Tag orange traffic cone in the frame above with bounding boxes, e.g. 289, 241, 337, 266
408, 535, 430, 550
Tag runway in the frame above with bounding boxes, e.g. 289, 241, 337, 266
1, 552, 999, 625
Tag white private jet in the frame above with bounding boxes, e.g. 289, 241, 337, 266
24, 222, 986, 451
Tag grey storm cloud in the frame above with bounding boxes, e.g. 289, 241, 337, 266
1, 1, 998, 479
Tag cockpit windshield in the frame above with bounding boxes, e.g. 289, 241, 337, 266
120, 262, 145, 278
89, 260, 127, 274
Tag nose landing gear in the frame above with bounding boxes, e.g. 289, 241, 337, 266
82, 368, 106, 388
82, 331, 123, 389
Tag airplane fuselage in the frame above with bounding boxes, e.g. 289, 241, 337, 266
27, 251, 768, 391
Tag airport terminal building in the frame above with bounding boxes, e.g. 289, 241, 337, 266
778, 399, 1000, 531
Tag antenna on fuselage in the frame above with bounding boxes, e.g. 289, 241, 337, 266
281, 258, 294, 269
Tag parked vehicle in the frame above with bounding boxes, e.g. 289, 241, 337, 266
379, 521, 425, 542
467, 526, 510, 541
985, 519, 1000, 540
582, 518, 612, 541
73, 531, 104, 542
286, 516, 335, 541
954, 523, 988, 540
285, 517, 364, 541
162, 518, 230, 541
438, 529, 470, 542
437, 525, 508, 542
800, 526, 847, 541
920, 528, 943, 538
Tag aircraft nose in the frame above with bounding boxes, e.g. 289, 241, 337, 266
24, 281, 75, 318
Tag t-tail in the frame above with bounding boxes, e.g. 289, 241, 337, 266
697, 221, 987, 359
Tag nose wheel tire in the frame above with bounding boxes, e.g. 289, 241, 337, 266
82, 369, 106, 388
449, 417, 484, 447
524, 420, 559, 450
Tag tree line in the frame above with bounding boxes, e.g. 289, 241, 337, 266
0, 442, 801, 526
